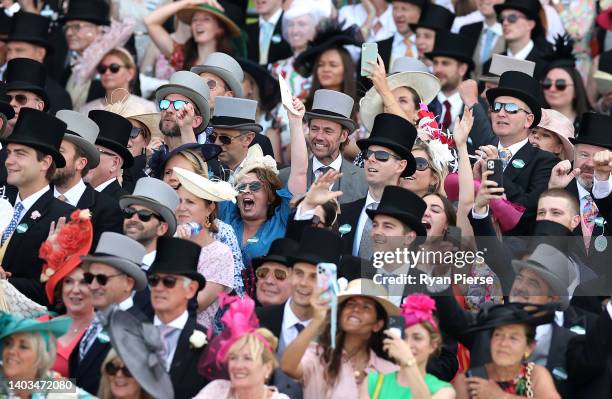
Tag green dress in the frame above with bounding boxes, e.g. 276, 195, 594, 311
367, 371, 451, 398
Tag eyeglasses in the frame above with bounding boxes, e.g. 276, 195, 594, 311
491, 102, 531, 115
105, 362, 132, 378
97, 63, 126, 75
123, 207, 160, 222
148, 274, 179, 289
159, 99, 189, 111
256, 267, 288, 281
84, 272, 124, 286
7, 94, 41, 106
415, 157, 430, 171
130, 127, 144, 139
210, 132, 242, 145
541, 78, 573, 91
236, 181, 263, 193
363, 149, 401, 162
98, 148, 118, 157
497, 13, 526, 24
62, 22, 95, 34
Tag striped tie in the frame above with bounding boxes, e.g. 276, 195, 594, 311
1, 203, 24, 246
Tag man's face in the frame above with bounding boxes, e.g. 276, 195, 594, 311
308, 118, 347, 164
6, 90, 45, 132
477, 0, 504, 18
123, 204, 167, 246
52, 140, 83, 188
5, 143, 50, 188
213, 127, 253, 170
6, 41, 46, 63
150, 273, 197, 315
158, 93, 192, 137
199, 72, 231, 109
0, 39, 6, 66
536, 196, 580, 231
574, 143, 607, 190
87, 263, 132, 310
84, 145, 120, 188
255, 262, 293, 306
290, 263, 317, 308
415, 28, 436, 57
490, 95, 533, 140
500, 10, 534, 43
432, 57, 466, 92
371, 214, 414, 254
64, 20, 98, 53
392, 1, 422, 35
363, 144, 407, 188
510, 268, 556, 305
255, 0, 283, 16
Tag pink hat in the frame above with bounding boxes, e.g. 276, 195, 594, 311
537, 109, 575, 161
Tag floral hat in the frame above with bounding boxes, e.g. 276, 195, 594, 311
415, 105, 457, 173
400, 294, 438, 330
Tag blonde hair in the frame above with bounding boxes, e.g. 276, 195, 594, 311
412, 141, 448, 196
98, 349, 152, 399
226, 328, 278, 368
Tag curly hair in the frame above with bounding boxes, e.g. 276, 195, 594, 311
249, 168, 283, 219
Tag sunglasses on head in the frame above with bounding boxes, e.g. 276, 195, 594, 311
497, 13, 526, 24
122, 207, 160, 222
130, 127, 144, 139
105, 362, 132, 377
97, 63, 126, 75
148, 274, 180, 289
159, 99, 189, 111
256, 267, 288, 281
210, 132, 242, 145
491, 102, 531, 115
415, 157, 430, 171
236, 181, 263, 194
83, 272, 123, 286
8, 94, 40, 106
541, 78, 572, 91
363, 149, 401, 162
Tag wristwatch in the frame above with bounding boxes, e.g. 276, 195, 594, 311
400, 358, 416, 368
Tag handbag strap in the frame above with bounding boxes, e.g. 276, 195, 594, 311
525, 362, 535, 398
371, 372, 385, 399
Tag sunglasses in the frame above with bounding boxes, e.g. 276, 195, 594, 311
97, 63, 126, 75
130, 127, 144, 139
210, 132, 242, 145
159, 99, 189, 111
491, 102, 531, 115
236, 181, 263, 193
363, 149, 401, 162
105, 362, 132, 378
122, 207, 160, 222
8, 94, 40, 106
148, 274, 180, 289
541, 78, 572, 91
256, 267, 288, 281
497, 13, 526, 24
415, 157, 430, 171
84, 272, 123, 286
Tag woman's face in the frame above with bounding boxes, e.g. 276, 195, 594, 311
127, 119, 150, 157
287, 15, 316, 51
191, 11, 223, 44
237, 173, 271, 222
108, 357, 142, 399
399, 149, 434, 196
62, 267, 93, 316
415, 27, 436, 56
391, 86, 418, 123
422, 194, 448, 237
176, 186, 215, 226
340, 296, 383, 336
227, 342, 272, 390
2, 333, 38, 380
316, 49, 344, 90
490, 324, 531, 367
529, 127, 563, 156
99, 54, 134, 92
403, 323, 437, 366
164, 155, 195, 189
543, 68, 575, 110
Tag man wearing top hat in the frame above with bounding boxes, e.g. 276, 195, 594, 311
70, 231, 148, 395
52, 110, 123, 245
411, 4, 455, 66
6, 11, 72, 113
246, 0, 292, 66
279, 90, 367, 204
0, 82, 16, 197
0, 108, 74, 305
148, 236, 209, 399
254, 237, 299, 307
0, 10, 9, 78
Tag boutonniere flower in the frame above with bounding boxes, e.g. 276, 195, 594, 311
189, 330, 207, 349
31, 211, 41, 220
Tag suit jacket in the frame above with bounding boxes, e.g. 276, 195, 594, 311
60, 67, 105, 105
121, 154, 147, 194
100, 180, 129, 203
278, 157, 368, 204
76, 184, 123, 246
338, 197, 367, 255
459, 22, 505, 78
46, 75, 73, 114
169, 316, 210, 399
245, 14, 292, 65
2, 189, 74, 305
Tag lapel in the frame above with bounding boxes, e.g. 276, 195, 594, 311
546, 324, 572, 370
502, 142, 537, 183
79, 336, 110, 373
170, 316, 196, 373
6, 189, 54, 248
336, 158, 353, 193
429, 98, 442, 118
307, 157, 314, 187
378, 36, 394, 70
472, 23, 485, 65
76, 184, 95, 210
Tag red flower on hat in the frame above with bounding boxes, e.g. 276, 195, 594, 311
400, 294, 438, 330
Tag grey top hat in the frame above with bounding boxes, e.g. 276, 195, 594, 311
55, 110, 101, 169
304, 89, 356, 131
390, 57, 430, 74
81, 232, 147, 291
209, 97, 263, 133
190, 52, 244, 98
511, 244, 571, 310
154, 71, 211, 134
119, 177, 180, 236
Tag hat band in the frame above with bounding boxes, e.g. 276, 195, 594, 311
66, 130, 83, 138
210, 115, 256, 126
309, 109, 351, 120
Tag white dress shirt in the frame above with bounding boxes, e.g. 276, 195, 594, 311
339, 3, 396, 42
352, 191, 380, 256
154, 310, 189, 370
54, 179, 87, 207
390, 32, 418, 68
436, 91, 463, 131
507, 40, 534, 60
280, 299, 311, 350
142, 250, 157, 271
312, 153, 343, 176
497, 138, 529, 161
15, 185, 50, 224
94, 177, 117, 193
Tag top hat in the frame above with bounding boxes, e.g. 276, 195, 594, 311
537, 109, 574, 160
465, 301, 556, 333
176, 1, 244, 38
4, 58, 49, 111
527, 220, 574, 256
252, 237, 299, 270
210, 97, 263, 133
425, 31, 475, 70
62, 0, 110, 26
0, 9, 10, 37
119, 177, 180, 236
7, 11, 52, 51
356, 113, 418, 177
410, 4, 455, 33
366, 186, 427, 236
385, 0, 427, 8
81, 232, 147, 291
494, 0, 542, 22
190, 52, 244, 98
56, 110, 101, 168
569, 112, 612, 150
236, 57, 280, 112
486, 71, 542, 127
3, 108, 66, 167
304, 89, 357, 131
0, 83, 15, 121
154, 71, 211, 134
89, 110, 135, 167
148, 237, 206, 291
288, 227, 343, 266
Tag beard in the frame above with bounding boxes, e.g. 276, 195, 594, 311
124, 220, 159, 246
159, 118, 181, 137
51, 163, 78, 188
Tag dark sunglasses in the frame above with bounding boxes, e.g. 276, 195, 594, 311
105, 362, 132, 377
363, 149, 401, 162
122, 207, 160, 222
210, 132, 242, 145
159, 99, 189, 111
491, 102, 531, 115
148, 274, 180, 289
84, 272, 123, 286
130, 127, 144, 138
236, 181, 263, 193
7, 94, 39, 106
256, 267, 288, 281
541, 78, 572, 91
97, 63, 126, 75
497, 13, 526, 24
415, 157, 430, 171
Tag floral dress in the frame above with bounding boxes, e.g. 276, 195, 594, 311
557, 0, 596, 80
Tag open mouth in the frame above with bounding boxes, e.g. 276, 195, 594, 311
242, 198, 255, 211
367, 167, 378, 173
422, 221, 432, 230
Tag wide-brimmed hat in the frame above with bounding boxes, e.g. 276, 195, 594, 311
3, 108, 66, 167
81, 232, 147, 291
252, 237, 299, 270
357, 113, 418, 177
465, 302, 556, 334
569, 112, 612, 150
0, 82, 15, 121
0, 312, 71, 346
56, 110, 101, 168
4, 58, 49, 111
486, 71, 542, 127
289, 227, 343, 266
154, 71, 211, 134
119, 177, 180, 236
173, 166, 238, 203
537, 109, 574, 160
367, 186, 427, 236
210, 97, 263, 133
107, 310, 174, 398
103, 98, 162, 141
236, 57, 280, 112
89, 110, 135, 167
304, 89, 356, 131
410, 4, 455, 32
338, 279, 400, 317
62, 0, 110, 26
176, 1, 243, 38
148, 237, 206, 291
511, 243, 572, 309
191, 52, 244, 98
425, 31, 475, 70
7, 11, 52, 51
233, 144, 279, 183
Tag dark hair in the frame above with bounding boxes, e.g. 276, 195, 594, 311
543, 66, 592, 122
424, 193, 457, 227
491, 324, 537, 346
183, 19, 234, 70
73, 145, 93, 177
250, 167, 283, 219
35, 150, 56, 181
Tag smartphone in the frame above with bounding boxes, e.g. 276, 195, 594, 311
361, 42, 378, 77
444, 226, 462, 247
317, 263, 337, 296
388, 315, 405, 338
486, 158, 504, 192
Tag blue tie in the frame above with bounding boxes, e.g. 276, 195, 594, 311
2, 202, 24, 246
480, 28, 496, 63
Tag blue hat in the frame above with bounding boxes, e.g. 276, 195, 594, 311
0, 312, 71, 351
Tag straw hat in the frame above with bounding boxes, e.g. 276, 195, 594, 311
338, 279, 400, 317
173, 166, 238, 203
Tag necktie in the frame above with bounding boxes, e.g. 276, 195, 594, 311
581, 194, 599, 249
480, 28, 496, 63
442, 100, 452, 132
316, 166, 331, 179
79, 317, 101, 361
358, 202, 379, 259
294, 323, 305, 334
57, 194, 68, 203
260, 21, 274, 64
499, 148, 512, 170
159, 325, 180, 369
1, 202, 24, 246
403, 36, 414, 58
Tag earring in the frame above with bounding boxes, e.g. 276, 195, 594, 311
524, 351, 530, 360
204, 216, 212, 229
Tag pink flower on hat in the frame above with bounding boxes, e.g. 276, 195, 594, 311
400, 294, 438, 330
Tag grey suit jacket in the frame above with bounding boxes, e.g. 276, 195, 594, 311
278, 157, 368, 204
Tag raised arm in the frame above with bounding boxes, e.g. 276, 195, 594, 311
367, 56, 413, 123
453, 107, 475, 234
287, 98, 308, 196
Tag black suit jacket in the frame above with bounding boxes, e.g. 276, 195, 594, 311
100, 180, 128, 203
76, 184, 123, 246
169, 316, 210, 399
338, 197, 367, 255
46, 76, 73, 113
245, 14, 292, 65
60, 67, 105, 105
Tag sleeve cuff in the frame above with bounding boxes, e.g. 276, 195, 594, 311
471, 206, 490, 219
294, 204, 316, 221
592, 176, 612, 199
607, 301, 612, 320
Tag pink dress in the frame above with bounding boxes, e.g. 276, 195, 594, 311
193, 380, 289, 398
37, 315, 89, 377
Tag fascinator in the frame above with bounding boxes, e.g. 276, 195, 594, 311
415, 104, 457, 173
233, 144, 279, 183
173, 166, 238, 203
400, 294, 438, 331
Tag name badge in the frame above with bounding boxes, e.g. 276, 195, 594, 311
16, 223, 28, 234
339, 224, 352, 236
511, 159, 525, 169
246, 237, 259, 244
271, 34, 282, 44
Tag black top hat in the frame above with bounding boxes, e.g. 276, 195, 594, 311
569, 112, 612, 150
288, 227, 343, 266
0, 83, 15, 121
425, 31, 475, 70
366, 186, 427, 236
356, 113, 418, 177
410, 4, 455, 33
7, 11, 52, 51
599, 50, 612, 74
88, 110, 135, 167
236, 57, 280, 113
149, 237, 206, 291
386, 0, 427, 8
465, 302, 555, 334
252, 238, 299, 270
3, 108, 66, 167
62, 0, 110, 26
486, 71, 542, 127
494, 0, 542, 22
0, 10, 10, 37
4, 58, 49, 112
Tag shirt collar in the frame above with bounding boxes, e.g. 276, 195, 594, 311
497, 137, 528, 157
16, 185, 50, 212
484, 22, 503, 37
260, 8, 283, 27
282, 298, 310, 332
118, 295, 134, 311
312, 154, 343, 174
365, 191, 380, 209
437, 90, 462, 106
154, 310, 189, 329
142, 250, 157, 270
393, 31, 415, 46
577, 180, 590, 199
507, 40, 534, 60
54, 179, 86, 206
94, 177, 117, 192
